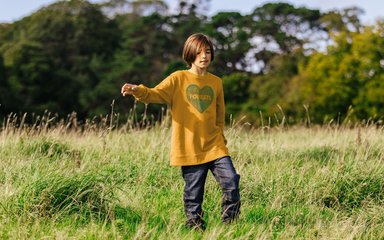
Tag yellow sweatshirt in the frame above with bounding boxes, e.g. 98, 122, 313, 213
133, 70, 229, 166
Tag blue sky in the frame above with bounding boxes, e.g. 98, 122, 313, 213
0, 0, 383, 24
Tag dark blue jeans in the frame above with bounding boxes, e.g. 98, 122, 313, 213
181, 156, 240, 223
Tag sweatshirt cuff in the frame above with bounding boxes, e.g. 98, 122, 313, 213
133, 84, 148, 102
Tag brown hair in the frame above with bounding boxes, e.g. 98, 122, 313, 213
182, 33, 214, 67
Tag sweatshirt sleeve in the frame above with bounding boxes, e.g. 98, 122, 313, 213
133, 75, 174, 105
216, 80, 226, 133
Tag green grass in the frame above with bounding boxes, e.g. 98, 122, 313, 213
1, 120, 384, 239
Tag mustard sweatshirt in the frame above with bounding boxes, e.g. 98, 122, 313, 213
133, 70, 229, 166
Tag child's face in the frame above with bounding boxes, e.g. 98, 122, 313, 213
192, 46, 212, 69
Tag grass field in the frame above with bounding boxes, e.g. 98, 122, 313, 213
1, 114, 384, 239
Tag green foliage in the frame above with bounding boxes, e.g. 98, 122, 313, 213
0, 55, 8, 115
204, 12, 252, 74
251, 3, 321, 57
246, 51, 305, 121
222, 72, 251, 103
289, 24, 384, 122
222, 72, 251, 118
320, 7, 364, 33
0, 0, 120, 117
7, 42, 59, 113
350, 23, 384, 119
0, 0, 382, 124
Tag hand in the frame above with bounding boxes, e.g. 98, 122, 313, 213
121, 83, 138, 96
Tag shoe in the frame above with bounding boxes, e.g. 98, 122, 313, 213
222, 213, 239, 224
185, 218, 206, 231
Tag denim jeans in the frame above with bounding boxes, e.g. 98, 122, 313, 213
181, 156, 241, 223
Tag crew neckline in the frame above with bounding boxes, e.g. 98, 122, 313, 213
184, 70, 210, 78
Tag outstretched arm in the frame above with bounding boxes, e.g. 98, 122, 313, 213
120, 75, 174, 105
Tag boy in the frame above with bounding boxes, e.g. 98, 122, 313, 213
121, 33, 240, 231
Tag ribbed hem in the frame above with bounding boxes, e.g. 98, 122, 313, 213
170, 148, 229, 166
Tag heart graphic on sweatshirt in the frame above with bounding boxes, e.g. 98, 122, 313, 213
186, 84, 214, 113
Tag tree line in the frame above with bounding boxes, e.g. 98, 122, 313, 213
0, 0, 383, 124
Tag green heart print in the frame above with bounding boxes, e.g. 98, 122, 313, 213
186, 84, 214, 113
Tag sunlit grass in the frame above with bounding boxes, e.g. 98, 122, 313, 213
1, 112, 384, 239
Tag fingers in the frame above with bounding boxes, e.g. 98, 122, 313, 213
121, 83, 131, 93
131, 86, 138, 92
121, 83, 138, 96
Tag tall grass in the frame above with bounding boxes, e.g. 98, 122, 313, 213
1, 111, 384, 239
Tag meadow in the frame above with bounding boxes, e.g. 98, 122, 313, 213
1, 113, 384, 239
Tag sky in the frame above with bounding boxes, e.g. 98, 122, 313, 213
0, 0, 383, 24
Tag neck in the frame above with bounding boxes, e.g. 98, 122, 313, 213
188, 65, 208, 76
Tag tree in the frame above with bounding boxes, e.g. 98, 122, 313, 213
106, 13, 175, 116
100, 0, 168, 18
7, 42, 60, 114
320, 7, 364, 34
1, 0, 379, 124
0, 55, 9, 115
221, 72, 251, 118
204, 12, 252, 75
350, 22, 384, 120
287, 22, 384, 122
246, 50, 305, 119
0, 0, 120, 118
249, 3, 322, 72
